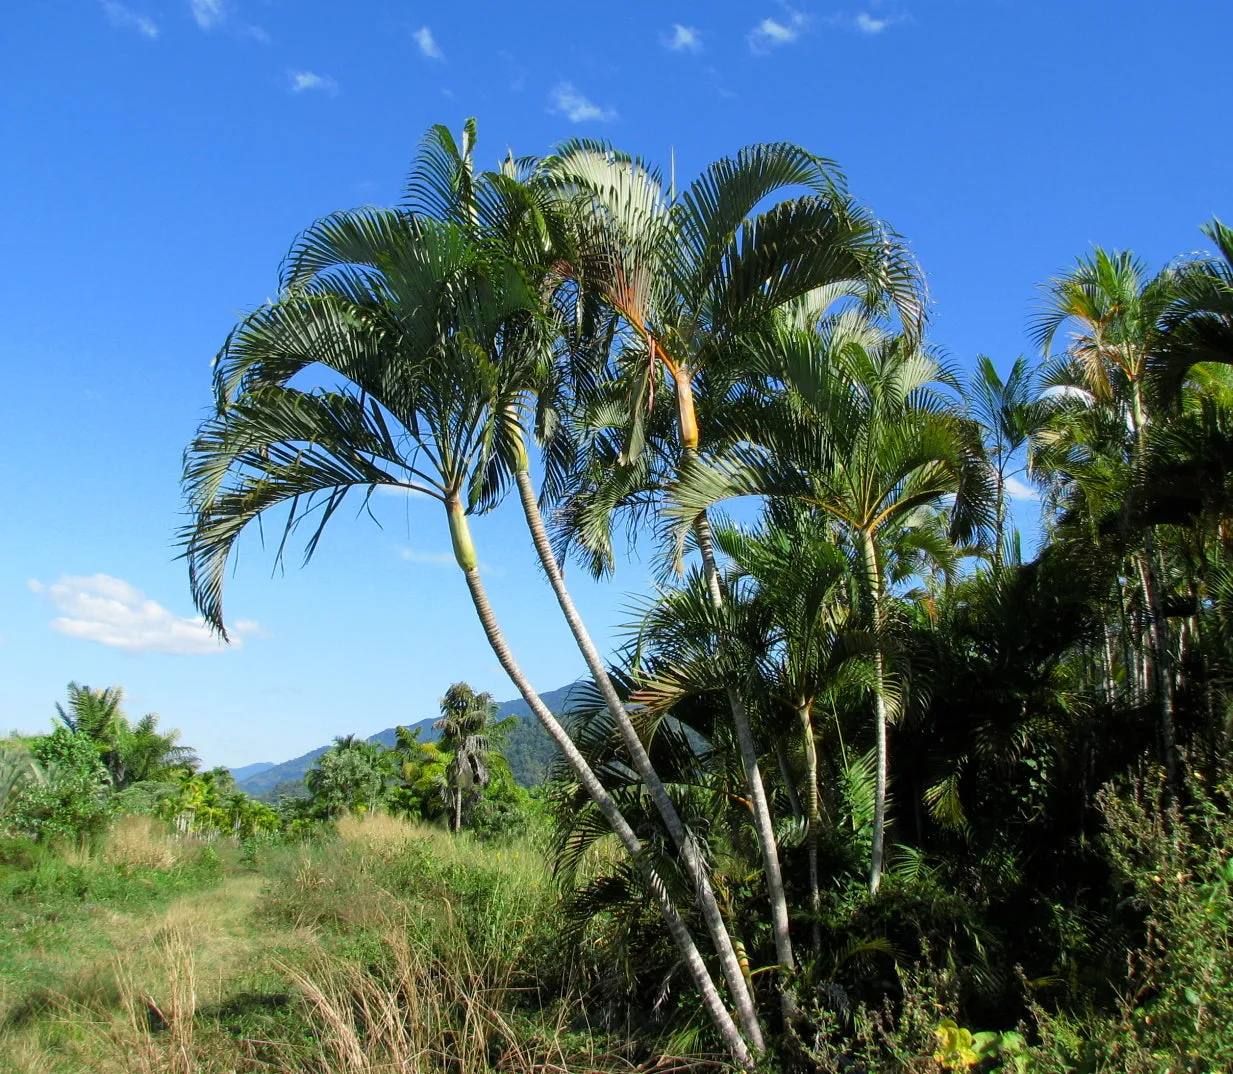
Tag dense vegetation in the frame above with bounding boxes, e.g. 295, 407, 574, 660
12, 119, 1233, 1071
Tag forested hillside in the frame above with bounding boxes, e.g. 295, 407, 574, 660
234, 683, 574, 797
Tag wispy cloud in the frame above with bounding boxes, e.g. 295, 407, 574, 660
1005, 477, 1040, 503
549, 82, 617, 123
290, 70, 339, 95
662, 24, 702, 52
748, 9, 808, 53
414, 26, 443, 60
28, 574, 261, 655
101, 1, 159, 38
826, 10, 908, 34
189, 0, 225, 30
855, 12, 890, 32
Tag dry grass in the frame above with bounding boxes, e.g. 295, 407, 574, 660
102, 815, 181, 871
0, 816, 725, 1074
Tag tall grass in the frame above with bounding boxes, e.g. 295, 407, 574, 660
1, 813, 721, 1073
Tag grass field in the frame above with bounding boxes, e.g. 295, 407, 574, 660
0, 815, 681, 1074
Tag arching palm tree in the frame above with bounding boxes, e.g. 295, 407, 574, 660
397, 122, 764, 1046
672, 315, 991, 893
180, 198, 753, 1063
433, 682, 516, 833
542, 138, 925, 982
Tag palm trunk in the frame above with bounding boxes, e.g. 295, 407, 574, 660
694, 510, 797, 998
446, 498, 753, 1068
862, 531, 890, 896
452, 783, 462, 834
799, 701, 822, 955
512, 466, 765, 1049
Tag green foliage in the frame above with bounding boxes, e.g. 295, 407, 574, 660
303, 735, 391, 818
12, 728, 112, 842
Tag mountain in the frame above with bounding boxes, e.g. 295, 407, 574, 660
235, 682, 582, 799
227, 761, 276, 783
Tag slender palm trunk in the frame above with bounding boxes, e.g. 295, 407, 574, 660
512, 465, 765, 1050
862, 531, 890, 896
799, 701, 822, 954
452, 781, 462, 834
694, 511, 797, 998
445, 497, 753, 1068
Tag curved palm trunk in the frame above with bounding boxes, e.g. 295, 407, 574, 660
446, 497, 753, 1069
694, 511, 797, 999
861, 532, 890, 896
513, 466, 766, 1050
798, 702, 822, 954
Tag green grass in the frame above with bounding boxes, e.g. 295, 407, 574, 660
0, 813, 683, 1074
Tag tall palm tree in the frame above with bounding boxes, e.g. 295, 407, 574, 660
672, 315, 991, 893
542, 138, 925, 980
433, 682, 515, 833
180, 207, 753, 1064
398, 122, 765, 1045
1031, 249, 1182, 788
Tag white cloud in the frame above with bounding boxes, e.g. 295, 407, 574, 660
189, 0, 225, 30
1004, 477, 1040, 503
825, 10, 908, 34
101, 1, 159, 38
28, 574, 261, 655
855, 12, 889, 33
549, 82, 617, 123
748, 10, 808, 53
290, 70, 339, 95
399, 547, 456, 566
414, 26, 443, 60
662, 24, 702, 52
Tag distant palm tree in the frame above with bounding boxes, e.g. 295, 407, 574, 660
968, 355, 1046, 564
54, 683, 196, 788
433, 682, 516, 832
1031, 249, 1182, 788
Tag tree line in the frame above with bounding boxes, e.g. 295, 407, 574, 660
181, 120, 1233, 1068
1, 680, 529, 845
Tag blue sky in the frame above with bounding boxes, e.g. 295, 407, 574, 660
1, 0, 1229, 768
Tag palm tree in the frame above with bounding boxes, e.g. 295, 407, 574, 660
672, 315, 991, 893
180, 201, 753, 1064
968, 355, 1045, 564
398, 123, 765, 1045
53, 683, 195, 788
1155, 219, 1233, 401
1031, 249, 1182, 788
433, 682, 516, 833
542, 137, 925, 981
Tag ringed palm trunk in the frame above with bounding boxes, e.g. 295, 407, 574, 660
693, 507, 797, 1002
861, 531, 891, 896
445, 495, 754, 1068
512, 460, 766, 1050
672, 367, 796, 987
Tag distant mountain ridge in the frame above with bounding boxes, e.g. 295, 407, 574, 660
228, 761, 276, 783
234, 683, 581, 798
